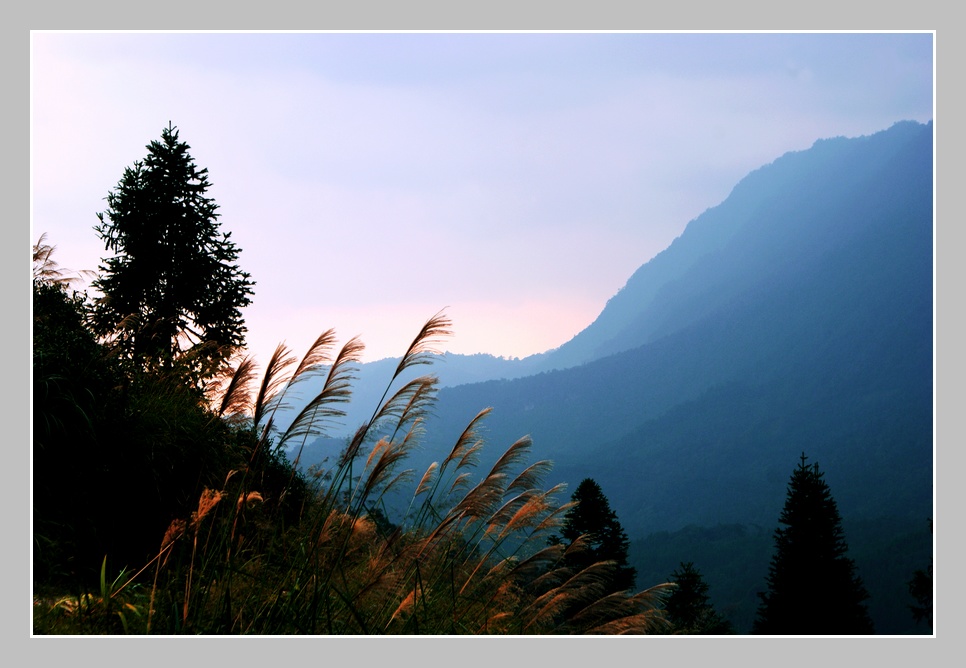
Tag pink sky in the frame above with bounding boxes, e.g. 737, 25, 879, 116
31, 32, 933, 365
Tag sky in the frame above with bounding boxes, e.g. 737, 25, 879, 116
30, 32, 934, 366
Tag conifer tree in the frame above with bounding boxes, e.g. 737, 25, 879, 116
664, 561, 734, 634
91, 123, 254, 379
558, 478, 636, 593
753, 453, 874, 634
907, 518, 933, 631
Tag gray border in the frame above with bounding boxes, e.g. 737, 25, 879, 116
14, 2, 953, 664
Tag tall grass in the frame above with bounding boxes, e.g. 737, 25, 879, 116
35, 313, 673, 635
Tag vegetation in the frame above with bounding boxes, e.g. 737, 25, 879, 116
907, 519, 933, 631
33, 122, 933, 635
661, 561, 734, 634
554, 478, 636, 595
91, 123, 254, 382
753, 453, 874, 634
33, 199, 673, 634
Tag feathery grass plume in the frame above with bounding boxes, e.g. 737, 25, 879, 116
414, 462, 439, 498
212, 354, 259, 419
161, 519, 187, 555
251, 342, 297, 432
506, 543, 567, 583
190, 488, 224, 531
392, 309, 452, 379
441, 407, 492, 472
406, 407, 490, 528
289, 329, 340, 386
354, 435, 414, 509
448, 435, 533, 525
389, 588, 418, 627
280, 336, 364, 447
452, 471, 510, 522
499, 488, 558, 539
521, 560, 618, 633
250, 330, 342, 439
368, 375, 438, 441
59, 313, 683, 635
525, 496, 576, 547
588, 611, 671, 635
484, 435, 533, 482
448, 471, 474, 495
485, 489, 538, 535
32, 232, 96, 286
506, 460, 555, 496
236, 491, 264, 512
523, 533, 590, 595
566, 589, 640, 630
582, 585, 675, 635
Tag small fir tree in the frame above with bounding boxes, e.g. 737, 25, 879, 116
559, 478, 637, 593
753, 453, 874, 634
664, 561, 734, 634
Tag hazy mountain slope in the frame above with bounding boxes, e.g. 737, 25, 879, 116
540, 119, 932, 371
414, 120, 932, 539
271, 351, 546, 442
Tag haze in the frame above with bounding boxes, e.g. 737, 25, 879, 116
30, 32, 933, 364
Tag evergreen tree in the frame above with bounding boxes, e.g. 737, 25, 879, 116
558, 478, 636, 593
907, 518, 933, 631
664, 561, 734, 634
753, 453, 874, 634
91, 123, 254, 380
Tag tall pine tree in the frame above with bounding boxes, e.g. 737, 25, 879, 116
753, 453, 874, 634
558, 478, 636, 593
91, 123, 254, 380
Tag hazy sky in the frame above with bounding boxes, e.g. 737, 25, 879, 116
31, 32, 934, 365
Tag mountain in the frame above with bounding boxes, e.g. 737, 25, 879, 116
287, 120, 933, 632
415, 118, 932, 520
540, 119, 933, 372
403, 120, 932, 634
270, 350, 546, 443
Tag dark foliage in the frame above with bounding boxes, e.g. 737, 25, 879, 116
907, 519, 933, 630
557, 478, 636, 593
753, 454, 874, 634
33, 279, 125, 583
33, 243, 299, 587
91, 123, 254, 381
663, 561, 734, 634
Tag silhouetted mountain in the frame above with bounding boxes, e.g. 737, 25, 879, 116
272, 351, 545, 443
540, 119, 932, 372
393, 121, 933, 634
418, 119, 932, 525
288, 120, 933, 633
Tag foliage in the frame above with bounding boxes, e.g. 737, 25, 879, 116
90, 123, 254, 381
662, 561, 734, 634
753, 453, 874, 634
907, 518, 933, 630
33, 235, 278, 584
33, 305, 673, 634
555, 478, 636, 594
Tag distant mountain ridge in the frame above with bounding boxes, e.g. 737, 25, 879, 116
404, 120, 933, 535
539, 119, 933, 370
292, 121, 932, 540
287, 119, 929, 636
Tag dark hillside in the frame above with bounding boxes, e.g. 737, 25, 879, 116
287, 121, 933, 634
407, 122, 932, 635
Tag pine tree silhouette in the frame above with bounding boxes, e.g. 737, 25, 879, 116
559, 478, 636, 593
753, 453, 874, 634
664, 561, 734, 634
